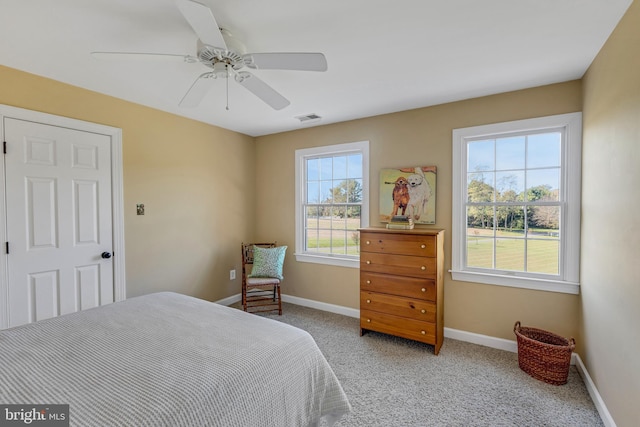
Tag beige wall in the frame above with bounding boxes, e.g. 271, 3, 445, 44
0, 65, 256, 302
581, 1, 640, 425
256, 80, 582, 343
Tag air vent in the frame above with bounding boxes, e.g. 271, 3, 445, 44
295, 113, 322, 124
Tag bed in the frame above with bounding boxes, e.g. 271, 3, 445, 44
0, 292, 351, 426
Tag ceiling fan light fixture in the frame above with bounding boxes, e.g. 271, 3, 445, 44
212, 62, 231, 78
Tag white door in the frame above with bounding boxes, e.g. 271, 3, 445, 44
4, 118, 114, 327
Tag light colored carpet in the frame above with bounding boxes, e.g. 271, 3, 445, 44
237, 302, 602, 427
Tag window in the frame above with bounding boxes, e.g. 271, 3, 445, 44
452, 113, 581, 294
295, 141, 369, 268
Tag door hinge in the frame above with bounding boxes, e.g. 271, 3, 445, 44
3, 141, 6, 154
5, 242, 8, 254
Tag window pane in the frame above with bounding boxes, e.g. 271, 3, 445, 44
319, 157, 332, 180
331, 206, 346, 223
496, 136, 525, 170
348, 179, 363, 203
306, 158, 319, 181
467, 237, 494, 269
306, 206, 320, 225
527, 239, 559, 275
496, 238, 524, 271
467, 205, 495, 230
320, 180, 333, 203
330, 180, 345, 204
496, 171, 524, 200
468, 139, 494, 171
333, 156, 347, 180
346, 206, 361, 229
526, 169, 560, 201
346, 230, 360, 255
527, 132, 561, 168
467, 173, 495, 203
348, 154, 363, 178
306, 228, 319, 252
528, 206, 559, 235
307, 181, 320, 203
331, 230, 347, 255
496, 206, 525, 233
313, 227, 330, 253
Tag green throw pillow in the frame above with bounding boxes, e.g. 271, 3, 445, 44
249, 245, 287, 280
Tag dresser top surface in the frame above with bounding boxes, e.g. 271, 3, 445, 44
359, 227, 444, 236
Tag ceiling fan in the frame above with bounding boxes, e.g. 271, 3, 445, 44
91, 0, 327, 110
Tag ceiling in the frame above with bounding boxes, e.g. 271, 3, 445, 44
0, 0, 632, 137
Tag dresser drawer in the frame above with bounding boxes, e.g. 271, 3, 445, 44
360, 252, 437, 279
361, 291, 436, 322
361, 272, 436, 301
360, 309, 436, 344
361, 232, 436, 257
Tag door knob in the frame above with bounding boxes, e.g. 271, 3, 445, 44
101, 252, 112, 259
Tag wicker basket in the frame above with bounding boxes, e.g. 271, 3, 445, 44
513, 321, 575, 385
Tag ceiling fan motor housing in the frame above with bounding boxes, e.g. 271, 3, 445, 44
196, 29, 245, 73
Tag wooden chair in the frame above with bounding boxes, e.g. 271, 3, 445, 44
241, 242, 282, 315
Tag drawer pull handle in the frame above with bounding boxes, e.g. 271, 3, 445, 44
366, 241, 370, 245
366, 299, 371, 304
421, 330, 426, 335
421, 266, 426, 270
421, 309, 426, 314
421, 288, 426, 292
367, 319, 371, 323
421, 244, 426, 249
366, 280, 371, 284
366, 260, 371, 265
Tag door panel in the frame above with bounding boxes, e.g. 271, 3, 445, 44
29, 270, 59, 322
5, 118, 114, 328
76, 264, 101, 311
74, 180, 99, 245
27, 177, 58, 249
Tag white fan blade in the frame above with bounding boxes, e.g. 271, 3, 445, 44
243, 53, 327, 71
179, 72, 216, 107
175, 0, 227, 50
91, 52, 197, 63
235, 72, 290, 110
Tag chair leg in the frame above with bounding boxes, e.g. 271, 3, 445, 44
242, 285, 247, 312
277, 284, 282, 315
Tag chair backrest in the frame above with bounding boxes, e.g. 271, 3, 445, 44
241, 242, 277, 278
242, 242, 277, 264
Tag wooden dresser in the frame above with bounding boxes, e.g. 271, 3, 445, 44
359, 228, 445, 354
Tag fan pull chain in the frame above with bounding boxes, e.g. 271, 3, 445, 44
225, 64, 230, 111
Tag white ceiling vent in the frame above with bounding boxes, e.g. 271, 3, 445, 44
295, 113, 322, 124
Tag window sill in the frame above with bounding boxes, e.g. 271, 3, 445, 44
450, 270, 579, 294
295, 253, 360, 269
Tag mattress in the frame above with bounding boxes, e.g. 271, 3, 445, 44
0, 292, 351, 426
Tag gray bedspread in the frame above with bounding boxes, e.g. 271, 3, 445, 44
0, 292, 351, 426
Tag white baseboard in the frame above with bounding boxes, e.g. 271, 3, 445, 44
443, 327, 518, 353
214, 293, 241, 306
281, 294, 361, 318
214, 293, 360, 318
574, 353, 617, 427
215, 293, 613, 426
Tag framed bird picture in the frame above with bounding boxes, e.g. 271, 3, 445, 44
379, 166, 437, 224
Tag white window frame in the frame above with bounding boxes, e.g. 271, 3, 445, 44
451, 113, 581, 294
295, 141, 369, 268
